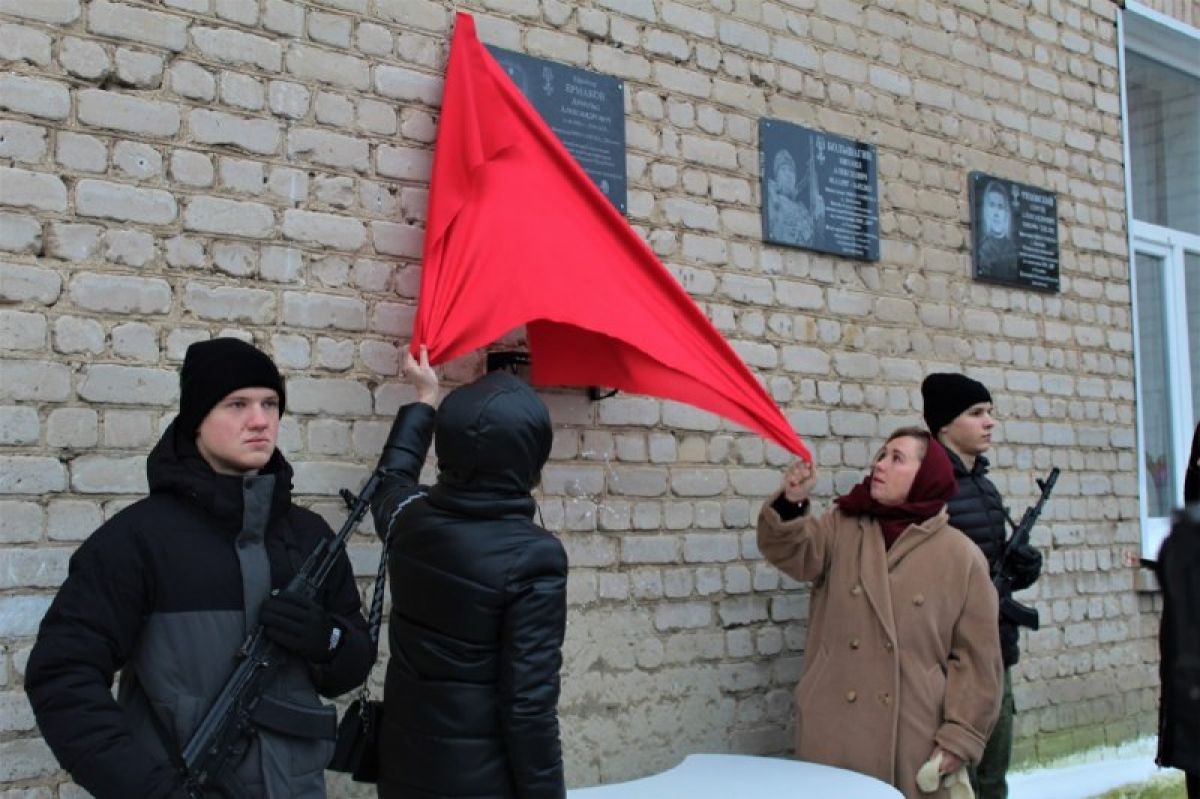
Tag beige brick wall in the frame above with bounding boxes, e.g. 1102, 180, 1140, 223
0, 0, 1186, 794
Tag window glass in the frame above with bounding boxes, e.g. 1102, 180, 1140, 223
1126, 52, 1200, 235
1135, 251, 1177, 517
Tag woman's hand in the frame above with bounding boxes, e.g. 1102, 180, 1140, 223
933, 747, 964, 775
782, 460, 817, 504
403, 345, 439, 408
916, 748, 966, 793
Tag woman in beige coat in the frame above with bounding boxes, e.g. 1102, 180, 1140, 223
758, 427, 1003, 799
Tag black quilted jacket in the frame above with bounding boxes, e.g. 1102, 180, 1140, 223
26, 426, 371, 799
1154, 508, 1200, 775
370, 372, 567, 799
944, 450, 1042, 667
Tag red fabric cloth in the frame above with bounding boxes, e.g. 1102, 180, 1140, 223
411, 13, 809, 461
834, 438, 957, 549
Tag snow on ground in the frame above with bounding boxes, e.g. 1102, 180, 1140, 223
1009, 737, 1181, 799
562, 739, 1185, 798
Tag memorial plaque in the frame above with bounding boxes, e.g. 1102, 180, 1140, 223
969, 172, 1060, 292
760, 119, 879, 261
489, 47, 627, 214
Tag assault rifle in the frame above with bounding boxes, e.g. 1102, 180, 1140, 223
993, 467, 1059, 631
178, 473, 383, 798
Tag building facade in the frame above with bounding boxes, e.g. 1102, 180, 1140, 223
1, 0, 1197, 795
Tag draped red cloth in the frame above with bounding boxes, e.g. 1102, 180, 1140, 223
411, 13, 809, 460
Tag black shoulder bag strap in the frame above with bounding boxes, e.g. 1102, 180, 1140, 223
364, 489, 427, 654
329, 489, 426, 780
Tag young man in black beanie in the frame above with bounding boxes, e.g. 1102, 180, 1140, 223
26, 338, 372, 799
921, 372, 1043, 799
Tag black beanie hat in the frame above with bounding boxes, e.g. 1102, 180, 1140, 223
177, 338, 286, 438
921, 373, 992, 435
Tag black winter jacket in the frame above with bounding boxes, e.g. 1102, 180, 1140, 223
944, 451, 1042, 667
371, 372, 568, 799
1154, 507, 1200, 776
25, 424, 372, 799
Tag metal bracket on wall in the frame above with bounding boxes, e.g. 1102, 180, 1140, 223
485, 350, 530, 374
484, 351, 618, 401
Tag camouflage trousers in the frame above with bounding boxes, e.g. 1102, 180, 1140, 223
970, 667, 1014, 799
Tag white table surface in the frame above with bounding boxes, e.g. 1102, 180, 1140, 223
567, 754, 905, 798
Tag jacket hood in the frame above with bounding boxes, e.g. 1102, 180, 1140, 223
434, 371, 552, 497
147, 419, 293, 528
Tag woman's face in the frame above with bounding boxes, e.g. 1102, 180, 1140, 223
870, 436, 925, 507
983, 189, 1011, 238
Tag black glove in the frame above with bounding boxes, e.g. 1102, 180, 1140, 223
259, 590, 339, 663
163, 781, 197, 799
1006, 543, 1043, 590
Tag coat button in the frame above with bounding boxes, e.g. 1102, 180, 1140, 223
885, 641, 894, 652
846, 690, 857, 702
849, 638, 860, 650
913, 593, 925, 606
851, 584, 862, 596
879, 692, 892, 706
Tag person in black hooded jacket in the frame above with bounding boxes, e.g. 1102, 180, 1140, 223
1153, 422, 1200, 798
25, 338, 372, 799
922, 373, 1042, 799
370, 346, 568, 799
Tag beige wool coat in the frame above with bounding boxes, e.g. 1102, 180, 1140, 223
758, 494, 1003, 799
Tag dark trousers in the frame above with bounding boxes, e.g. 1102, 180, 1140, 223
1187, 770, 1198, 799
970, 667, 1014, 799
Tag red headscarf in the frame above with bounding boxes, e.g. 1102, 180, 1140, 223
835, 436, 958, 549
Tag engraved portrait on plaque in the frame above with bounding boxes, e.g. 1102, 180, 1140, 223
766, 143, 821, 247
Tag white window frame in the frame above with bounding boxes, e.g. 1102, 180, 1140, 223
1119, 2, 1200, 558
1128, 228, 1200, 552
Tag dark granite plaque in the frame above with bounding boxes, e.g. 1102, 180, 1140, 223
488, 47, 627, 214
760, 119, 879, 261
969, 172, 1060, 292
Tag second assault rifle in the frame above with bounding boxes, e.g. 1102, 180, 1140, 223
178, 472, 385, 798
993, 466, 1059, 631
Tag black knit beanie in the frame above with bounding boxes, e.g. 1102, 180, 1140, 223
177, 338, 286, 438
921, 373, 992, 435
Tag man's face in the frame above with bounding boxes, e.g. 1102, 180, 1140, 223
776, 159, 797, 196
195, 387, 280, 475
983, 191, 1010, 238
940, 402, 996, 457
